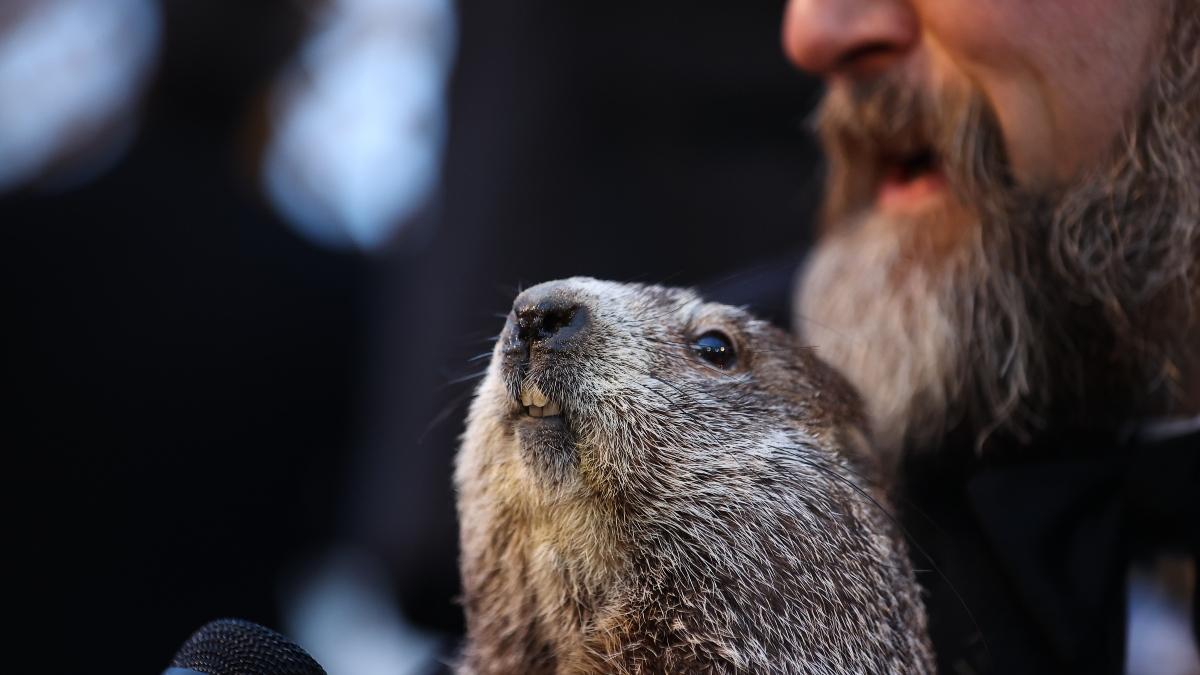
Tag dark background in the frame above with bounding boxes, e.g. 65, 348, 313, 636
5, 1, 823, 672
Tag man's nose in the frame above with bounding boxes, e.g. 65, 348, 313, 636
782, 0, 918, 78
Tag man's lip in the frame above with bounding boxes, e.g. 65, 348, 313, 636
877, 165, 947, 211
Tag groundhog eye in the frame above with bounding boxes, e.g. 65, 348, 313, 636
693, 331, 736, 369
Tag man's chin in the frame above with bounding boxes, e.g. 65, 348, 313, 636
794, 207, 983, 461
850, 192, 981, 272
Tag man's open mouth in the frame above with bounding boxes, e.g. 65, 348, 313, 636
888, 148, 938, 181
878, 147, 946, 209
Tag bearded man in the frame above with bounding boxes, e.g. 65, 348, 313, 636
782, 0, 1199, 673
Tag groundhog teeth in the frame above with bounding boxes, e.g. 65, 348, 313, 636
525, 400, 561, 418
521, 383, 550, 408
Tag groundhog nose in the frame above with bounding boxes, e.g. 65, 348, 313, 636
508, 284, 590, 355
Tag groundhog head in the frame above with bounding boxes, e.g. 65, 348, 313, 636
456, 277, 931, 674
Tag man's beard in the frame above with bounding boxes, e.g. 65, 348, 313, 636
796, 3, 1199, 459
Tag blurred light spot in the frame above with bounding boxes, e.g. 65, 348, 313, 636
285, 549, 442, 675
0, 0, 160, 192
1125, 559, 1200, 675
262, 0, 455, 251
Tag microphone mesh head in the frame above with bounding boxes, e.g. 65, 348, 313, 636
169, 618, 326, 675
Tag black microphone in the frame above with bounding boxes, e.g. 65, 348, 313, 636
164, 618, 326, 675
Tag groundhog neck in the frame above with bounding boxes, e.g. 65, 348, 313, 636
502, 486, 625, 650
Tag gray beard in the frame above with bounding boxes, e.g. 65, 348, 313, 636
795, 3, 1200, 460
795, 211, 1037, 461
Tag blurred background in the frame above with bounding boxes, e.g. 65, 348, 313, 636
4, 1, 822, 672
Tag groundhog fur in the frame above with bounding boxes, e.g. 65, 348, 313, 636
455, 278, 932, 674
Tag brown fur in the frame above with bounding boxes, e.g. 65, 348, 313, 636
455, 278, 932, 674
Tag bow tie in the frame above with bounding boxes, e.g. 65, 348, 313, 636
966, 430, 1200, 672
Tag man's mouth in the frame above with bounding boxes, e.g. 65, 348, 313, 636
877, 148, 946, 210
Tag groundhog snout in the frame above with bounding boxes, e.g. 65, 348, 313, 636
503, 281, 592, 365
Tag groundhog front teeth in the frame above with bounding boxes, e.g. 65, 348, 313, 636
520, 382, 550, 408
526, 400, 561, 418
521, 383, 561, 417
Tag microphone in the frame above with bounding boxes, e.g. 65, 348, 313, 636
164, 618, 326, 675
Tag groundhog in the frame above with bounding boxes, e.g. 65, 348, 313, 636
455, 277, 932, 674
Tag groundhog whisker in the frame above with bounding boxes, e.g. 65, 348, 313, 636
791, 311, 863, 346
634, 378, 708, 430
443, 368, 491, 386
417, 386, 477, 444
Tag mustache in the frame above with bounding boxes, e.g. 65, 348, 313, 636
813, 75, 1012, 222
